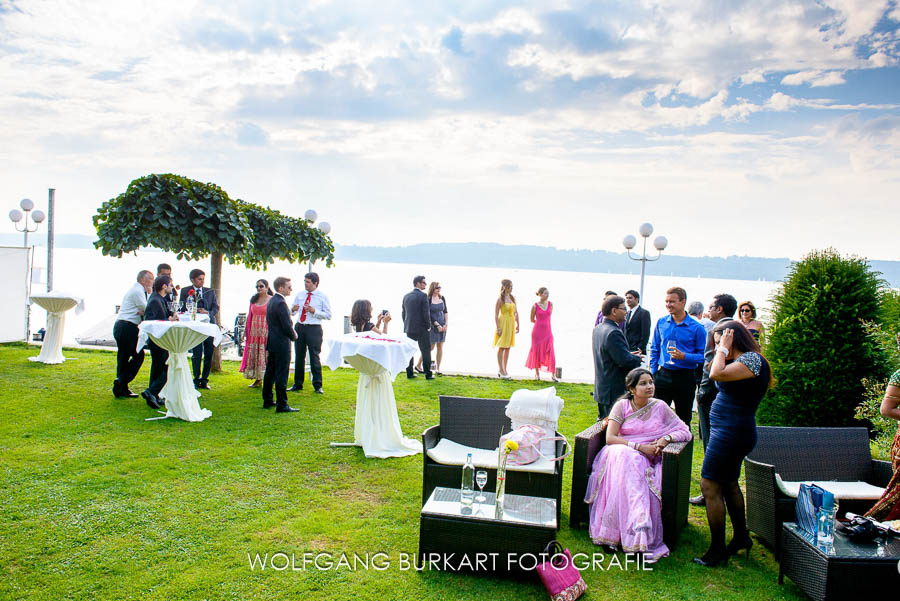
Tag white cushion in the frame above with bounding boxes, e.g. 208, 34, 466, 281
427, 438, 557, 475
776, 476, 885, 500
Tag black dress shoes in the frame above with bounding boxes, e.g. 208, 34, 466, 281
689, 494, 706, 506
288, 385, 303, 392
262, 401, 276, 409
122, 389, 138, 398
276, 404, 299, 413
425, 375, 436, 380
197, 382, 211, 390
113, 381, 139, 398
142, 390, 160, 410
407, 373, 418, 379
314, 388, 324, 394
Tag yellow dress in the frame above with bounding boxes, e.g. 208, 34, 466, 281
494, 302, 516, 347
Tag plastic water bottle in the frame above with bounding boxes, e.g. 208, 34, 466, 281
816, 491, 836, 546
186, 295, 196, 320
460, 453, 475, 507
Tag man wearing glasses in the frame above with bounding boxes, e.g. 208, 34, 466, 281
593, 295, 643, 420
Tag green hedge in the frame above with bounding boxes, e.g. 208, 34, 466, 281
759, 248, 891, 427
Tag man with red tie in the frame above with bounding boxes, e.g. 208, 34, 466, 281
289, 272, 331, 394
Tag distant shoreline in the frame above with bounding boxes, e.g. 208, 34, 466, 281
5, 235, 898, 287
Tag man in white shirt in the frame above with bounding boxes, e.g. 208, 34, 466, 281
289, 272, 331, 394
112, 269, 154, 398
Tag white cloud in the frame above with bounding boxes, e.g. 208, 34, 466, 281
781, 69, 847, 86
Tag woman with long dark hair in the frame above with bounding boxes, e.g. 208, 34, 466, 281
240, 279, 273, 387
416, 282, 448, 375
694, 320, 773, 567
585, 367, 691, 561
350, 299, 391, 334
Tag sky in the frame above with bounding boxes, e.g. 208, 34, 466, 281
1, 0, 899, 261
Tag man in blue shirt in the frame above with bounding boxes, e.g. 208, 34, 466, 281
649, 286, 707, 426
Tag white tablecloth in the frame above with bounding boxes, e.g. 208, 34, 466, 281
29, 292, 85, 364
138, 320, 223, 422
324, 332, 423, 458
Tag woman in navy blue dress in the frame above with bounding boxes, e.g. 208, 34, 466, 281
694, 320, 772, 567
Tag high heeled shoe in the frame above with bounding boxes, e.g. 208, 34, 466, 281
692, 548, 729, 567
726, 534, 753, 558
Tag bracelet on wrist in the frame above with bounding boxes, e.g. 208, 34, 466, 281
716, 346, 728, 355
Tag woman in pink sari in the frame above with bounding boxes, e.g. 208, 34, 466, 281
585, 367, 692, 561
239, 279, 272, 387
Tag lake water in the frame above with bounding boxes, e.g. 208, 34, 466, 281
30, 248, 781, 382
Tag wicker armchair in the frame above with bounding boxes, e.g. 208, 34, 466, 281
422, 395, 566, 526
745, 426, 893, 553
568, 420, 693, 549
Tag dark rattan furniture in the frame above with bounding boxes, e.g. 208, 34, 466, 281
745, 427, 893, 553
779, 522, 900, 600
419, 487, 557, 571
422, 395, 566, 525
568, 420, 693, 549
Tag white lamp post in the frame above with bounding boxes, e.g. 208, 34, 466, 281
304, 209, 332, 271
623, 222, 668, 302
9, 198, 46, 341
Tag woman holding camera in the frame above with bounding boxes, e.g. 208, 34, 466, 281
350, 300, 391, 334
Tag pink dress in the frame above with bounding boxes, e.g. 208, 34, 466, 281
525, 302, 556, 373
584, 398, 691, 559
239, 300, 269, 379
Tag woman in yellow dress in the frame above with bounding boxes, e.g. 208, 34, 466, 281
494, 279, 519, 379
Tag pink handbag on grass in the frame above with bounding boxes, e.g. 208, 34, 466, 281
535, 540, 587, 601
499, 425, 569, 465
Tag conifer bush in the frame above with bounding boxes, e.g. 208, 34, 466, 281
759, 248, 891, 427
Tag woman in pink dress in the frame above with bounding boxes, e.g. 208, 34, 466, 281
525, 287, 557, 381
585, 367, 692, 562
239, 279, 273, 387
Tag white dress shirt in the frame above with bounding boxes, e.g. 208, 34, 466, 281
117, 282, 148, 325
291, 288, 332, 326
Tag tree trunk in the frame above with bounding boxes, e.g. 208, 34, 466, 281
211, 251, 223, 373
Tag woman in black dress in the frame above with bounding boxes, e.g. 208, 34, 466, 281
416, 281, 448, 375
694, 320, 772, 567
350, 300, 391, 334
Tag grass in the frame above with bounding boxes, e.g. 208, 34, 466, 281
0, 343, 809, 600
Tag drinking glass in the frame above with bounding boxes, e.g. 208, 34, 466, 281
666, 340, 677, 365
475, 470, 488, 504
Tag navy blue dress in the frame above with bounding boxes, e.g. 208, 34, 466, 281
701, 352, 770, 482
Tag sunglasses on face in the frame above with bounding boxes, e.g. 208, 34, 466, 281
740, 308, 752, 313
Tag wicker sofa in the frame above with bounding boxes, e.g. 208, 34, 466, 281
422, 395, 566, 526
745, 426, 893, 553
568, 420, 693, 549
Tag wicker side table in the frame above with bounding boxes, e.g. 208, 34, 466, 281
419, 487, 557, 572
779, 522, 900, 601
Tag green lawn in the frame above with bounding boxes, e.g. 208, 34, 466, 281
0, 343, 808, 600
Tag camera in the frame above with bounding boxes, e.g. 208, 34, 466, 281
381, 309, 389, 316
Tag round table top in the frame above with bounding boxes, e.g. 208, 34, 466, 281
30, 292, 84, 314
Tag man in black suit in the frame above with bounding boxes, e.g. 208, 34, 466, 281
593, 295, 643, 420
262, 277, 299, 413
157, 263, 178, 306
179, 269, 219, 390
624, 289, 652, 354
142, 275, 178, 410
402, 275, 434, 380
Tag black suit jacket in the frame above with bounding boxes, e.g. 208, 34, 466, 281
265, 294, 296, 353
179, 286, 219, 323
402, 289, 431, 337
593, 320, 643, 408
144, 293, 172, 321
697, 317, 734, 407
624, 305, 651, 353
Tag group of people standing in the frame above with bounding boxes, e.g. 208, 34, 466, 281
112, 264, 218, 410
586, 286, 776, 566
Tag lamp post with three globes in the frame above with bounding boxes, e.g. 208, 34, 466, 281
622, 222, 668, 303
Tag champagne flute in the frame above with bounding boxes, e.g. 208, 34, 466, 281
666, 339, 677, 365
475, 470, 488, 504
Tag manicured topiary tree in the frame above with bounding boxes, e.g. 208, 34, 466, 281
93, 173, 334, 370
759, 248, 891, 427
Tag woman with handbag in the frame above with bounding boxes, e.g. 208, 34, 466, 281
584, 367, 691, 562
695, 320, 773, 567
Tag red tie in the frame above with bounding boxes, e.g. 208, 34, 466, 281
300, 292, 312, 322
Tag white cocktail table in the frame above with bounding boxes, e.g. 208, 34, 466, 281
28, 292, 85, 364
138, 320, 223, 422
323, 332, 423, 458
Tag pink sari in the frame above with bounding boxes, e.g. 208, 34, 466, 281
584, 398, 691, 559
